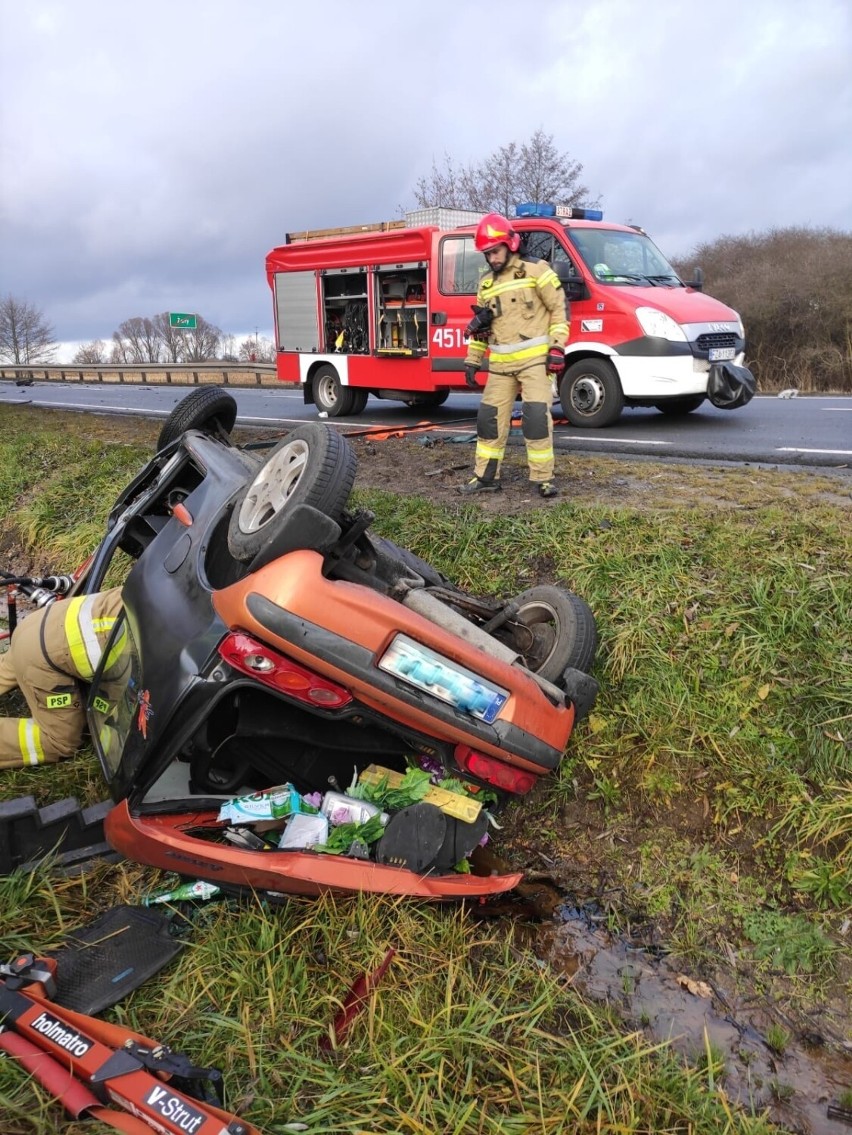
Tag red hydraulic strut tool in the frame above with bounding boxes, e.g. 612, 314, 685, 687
0, 953, 263, 1135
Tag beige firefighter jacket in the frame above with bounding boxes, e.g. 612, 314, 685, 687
0, 587, 125, 767
464, 253, 569, 376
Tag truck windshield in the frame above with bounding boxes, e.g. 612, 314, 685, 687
567, 227, 681, 287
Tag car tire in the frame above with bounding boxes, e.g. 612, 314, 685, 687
498, 586, 597, 682
653, 395, 706, 416
227, 423, 356, 562
157, 387, 237, 451
404, 391, 449, 409
560, 359, 624, 428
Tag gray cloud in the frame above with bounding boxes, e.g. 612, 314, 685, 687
1, 0, 849, 350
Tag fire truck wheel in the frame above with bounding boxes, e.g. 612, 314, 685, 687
313, 364, 359, 417
227, 422, 356, 562
156, 387, 238, 450
498, 586, 597, 682
653, 395, 706, 416
349, 388, 369, 414
560, 359, 624, 428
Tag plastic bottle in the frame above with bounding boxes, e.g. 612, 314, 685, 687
143, 880, 221, 905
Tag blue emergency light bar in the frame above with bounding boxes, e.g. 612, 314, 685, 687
515, 202, 604, 222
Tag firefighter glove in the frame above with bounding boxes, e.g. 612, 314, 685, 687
546, 347, 565, 375
465, 305, 494, 338
464, 365, 480, 388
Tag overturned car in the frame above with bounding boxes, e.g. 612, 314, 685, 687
70, 389, 598, 900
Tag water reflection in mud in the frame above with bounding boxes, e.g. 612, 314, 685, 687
478, 866, 852, 1135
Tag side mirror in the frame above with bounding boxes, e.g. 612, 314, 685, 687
687, 266, 704, 291
553, 262, 589, 301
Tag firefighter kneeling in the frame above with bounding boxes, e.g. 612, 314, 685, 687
0, 588, 124, 769
460, 212, 569, 498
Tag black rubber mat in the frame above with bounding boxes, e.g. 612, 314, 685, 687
46, 905, 185, 1014
375, 803, 446, 872
432, 812, 490, 873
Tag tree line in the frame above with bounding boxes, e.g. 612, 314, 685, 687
0, 298, 275, 367
2, 132, 849, 391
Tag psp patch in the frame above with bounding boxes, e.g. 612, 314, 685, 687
45, 691, 74, 710
143, 1085, 206, 1133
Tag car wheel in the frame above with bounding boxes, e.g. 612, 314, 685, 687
653, 395, 706, 415
404, 391, 449, 409
227, 422, 356, 562
157, 387, 237, 450
560, 359, 624, 428
497, 586, 597, 682
313, 364, 358, 417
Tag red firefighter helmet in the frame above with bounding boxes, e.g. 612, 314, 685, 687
475, 212, 520, 254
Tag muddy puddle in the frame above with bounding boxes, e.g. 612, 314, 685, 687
475, 858, 852, 1135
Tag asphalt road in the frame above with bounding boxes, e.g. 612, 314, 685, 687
1, 381, 850, 470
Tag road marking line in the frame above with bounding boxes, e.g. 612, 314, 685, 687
776, 447, 852, 456
558, 437, 671, 446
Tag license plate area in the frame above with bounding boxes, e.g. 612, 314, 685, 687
379, 634, 508, 724
709, 347, 736, 361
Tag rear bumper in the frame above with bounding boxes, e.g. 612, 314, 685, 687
104, 802, 522, 899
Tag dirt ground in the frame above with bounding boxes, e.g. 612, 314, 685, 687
340, 431, 852, 513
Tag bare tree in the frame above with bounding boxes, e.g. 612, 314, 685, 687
413, 152, 481, 210
237, 335, 275, 363
519, 129, 595, 209
152, 311, 186, 363
412, 131, 596, 216
182, 315, 222, 362
477, 141, 524, 215
109, 332, 132, 364
113, 316, 162, 363
72, 339, 106, 364
0, 294, 57, 363
220, 333, 237, 362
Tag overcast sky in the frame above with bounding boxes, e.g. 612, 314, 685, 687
1, 0, 850, 359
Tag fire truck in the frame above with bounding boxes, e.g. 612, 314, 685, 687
266, 205, 754, 427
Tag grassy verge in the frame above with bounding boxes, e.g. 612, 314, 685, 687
1, 406, 849, 1134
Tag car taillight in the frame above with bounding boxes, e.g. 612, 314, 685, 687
455, 744, 537, 795
218, 631, 352, 709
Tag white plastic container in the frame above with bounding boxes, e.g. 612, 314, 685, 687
320, 792, 388, 827
278, 812, 329, 850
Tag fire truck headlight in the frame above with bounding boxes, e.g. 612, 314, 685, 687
636, 307, 687, 342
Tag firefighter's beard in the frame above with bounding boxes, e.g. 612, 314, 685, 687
485, 246, 510, 275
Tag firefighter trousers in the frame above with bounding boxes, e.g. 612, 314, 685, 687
474, 364, 555, 483
0, 606, 85, 769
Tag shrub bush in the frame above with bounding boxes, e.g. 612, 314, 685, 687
673, 227, 852, 393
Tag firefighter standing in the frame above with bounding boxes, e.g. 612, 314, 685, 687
460, 212, 569, 497
0, 587, 124, 769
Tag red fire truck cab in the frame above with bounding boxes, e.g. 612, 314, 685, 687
266, 205, 754, 427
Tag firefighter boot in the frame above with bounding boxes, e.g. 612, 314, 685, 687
458, 476, 502, 494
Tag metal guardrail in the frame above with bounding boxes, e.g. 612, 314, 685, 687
0, 362, 285, 387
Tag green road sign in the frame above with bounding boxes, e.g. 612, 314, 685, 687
169, 312, 197, 329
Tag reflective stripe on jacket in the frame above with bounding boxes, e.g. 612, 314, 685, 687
44, 587, 125, 682
464, 254, 569, 375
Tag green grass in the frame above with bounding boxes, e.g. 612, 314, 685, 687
0, 871, 780, 1135
1, 406, 850, 1133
